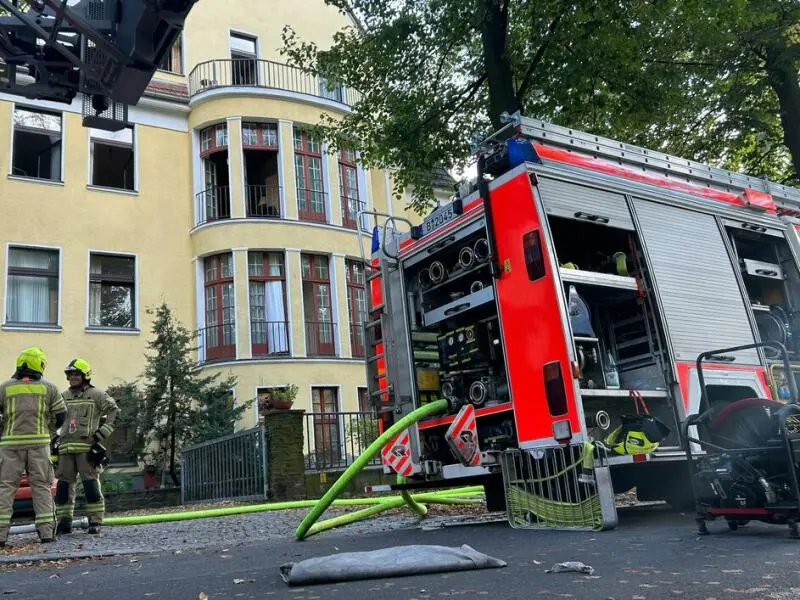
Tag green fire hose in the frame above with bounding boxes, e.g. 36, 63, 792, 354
295, 399, 450, 540
101, 485, 482, 527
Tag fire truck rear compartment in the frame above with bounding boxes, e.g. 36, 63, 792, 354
547, 214, 680, 447
404, 221, 517, 460
404, 208, 682, 472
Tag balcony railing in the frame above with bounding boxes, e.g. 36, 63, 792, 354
245, 185, 282, 218
250, 320, 290, 357
304, 411, 381, 471
197, 186, 231, 225
305, 321, 337, 356
198, 323, 236, 362
350, 324, 366, 358
297, 188, 328, 223
189, 59, 362, 106
341, 196, 367, 230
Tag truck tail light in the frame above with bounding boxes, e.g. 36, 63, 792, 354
543, 361, 568, 417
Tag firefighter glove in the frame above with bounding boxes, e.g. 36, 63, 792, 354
87, 439, 109, 468
50, 436, 60, 465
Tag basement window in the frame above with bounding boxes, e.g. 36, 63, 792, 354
90, 126, 135, 191
12, 107, 62, 181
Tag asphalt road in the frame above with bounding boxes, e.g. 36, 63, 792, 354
3, 505, 800, 600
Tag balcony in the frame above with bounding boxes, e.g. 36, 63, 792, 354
188, 59, 361, 107
341, 196, 367, 231
305, 321, 337, 357
198, 323, 236, 362
246, 185, 282, 219
197, 186, 231, 225
250, 320, 290, 357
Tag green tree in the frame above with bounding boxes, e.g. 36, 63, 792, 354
282, 0, 800, 214
138, 303, 248, 486
105, 381, 144, 462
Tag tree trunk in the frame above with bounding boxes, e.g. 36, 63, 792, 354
480, 0, 521, 129
168, 379, 179, 487
765, 47, 800, 182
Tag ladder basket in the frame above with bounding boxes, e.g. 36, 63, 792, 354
500, 444, 615, 531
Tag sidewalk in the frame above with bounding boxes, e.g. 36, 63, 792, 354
1, 503, 487, 565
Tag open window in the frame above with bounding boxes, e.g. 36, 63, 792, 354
90, 126, 135, 191
230, 32, 258, 85
243, 121, 280, 218
12, 106, 62, 181
199, 123, 230, 222
157, 34, 183, 74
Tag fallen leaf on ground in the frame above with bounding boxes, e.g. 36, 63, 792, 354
233, 579, 255, 585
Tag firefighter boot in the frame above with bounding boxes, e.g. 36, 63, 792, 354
56, 517, 73, 535
83, 478, 105, 535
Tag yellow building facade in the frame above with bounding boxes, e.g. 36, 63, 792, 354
0, 0, 451, 453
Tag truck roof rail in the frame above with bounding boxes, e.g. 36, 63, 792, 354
512, 116, 800, 213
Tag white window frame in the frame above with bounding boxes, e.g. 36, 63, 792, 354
85, 249, 139, 333
3, 242, 63, 330
87, 125, 138, 193
9, 103, 65, 184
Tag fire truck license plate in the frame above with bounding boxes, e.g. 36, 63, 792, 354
422, 203, 455, 235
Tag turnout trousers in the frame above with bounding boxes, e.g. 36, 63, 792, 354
0, 445, 55, 543
55, 453, 104, 526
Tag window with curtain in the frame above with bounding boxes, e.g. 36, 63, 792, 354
204, 253, 235, 360
6, 246, 59, 326
345, 259, 367, 357
301, 253, 334, 355
88, 253, 136, 328
248, 251, 288, 356
294, 128, 326, 222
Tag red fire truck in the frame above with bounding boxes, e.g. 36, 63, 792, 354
361, 114, 800, 529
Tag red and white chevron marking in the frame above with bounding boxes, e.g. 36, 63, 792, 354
381, 429, 416, 476
445, 404, 481, 466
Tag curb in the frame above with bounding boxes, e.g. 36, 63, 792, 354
0, 548, 155, 565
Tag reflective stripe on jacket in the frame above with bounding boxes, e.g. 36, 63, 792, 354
0, 377, 66, 447
59, 385, 118, 453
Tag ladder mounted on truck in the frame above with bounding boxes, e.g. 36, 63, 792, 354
491, 113, 800, 217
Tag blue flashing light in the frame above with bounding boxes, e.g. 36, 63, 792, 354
371, 225, 381, 254
508, 136, 537, 168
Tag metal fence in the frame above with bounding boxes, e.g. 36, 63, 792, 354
304, 411, 381, 471
181, 427, 268, 503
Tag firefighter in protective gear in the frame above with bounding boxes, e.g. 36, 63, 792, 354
54, 358, 118, 536
0, 347, 66, 547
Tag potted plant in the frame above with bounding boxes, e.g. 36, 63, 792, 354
265, 384, 298, 410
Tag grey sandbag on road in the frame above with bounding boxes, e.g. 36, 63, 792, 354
280, 543, 507, 585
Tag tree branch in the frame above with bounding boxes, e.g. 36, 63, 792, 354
421, 73, 488, 129
515, 0, 569, 100
643, 58, 720, 68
